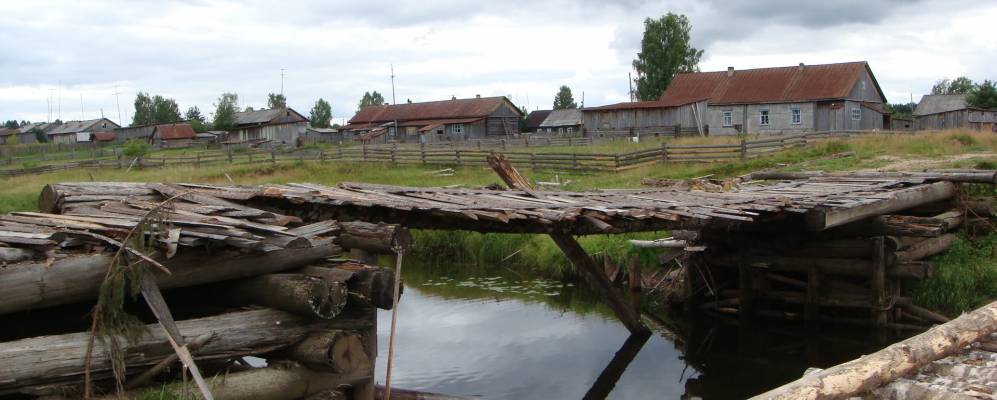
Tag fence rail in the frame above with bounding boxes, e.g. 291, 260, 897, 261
0, 131, 864, 177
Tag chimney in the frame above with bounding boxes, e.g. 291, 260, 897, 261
726, 66, 734, 77
798, 62, 805, 71
475, 94, 481, 98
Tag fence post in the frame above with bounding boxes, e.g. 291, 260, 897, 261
271, 150, 276, 166
572, 153, 578, 168
455, 149, 461, 166
614, 154, 620, 169
117, 154, 123, 169
421, 143, 426, 164
227, 149, 233, 163
525, 136, 530, 147
477, 141, 481, 151
319, 150, 325, 163
391, 143, 397, 164
196, 154, 201, 167
740, 137, 748, 160
249, 152, 253, 163
661, 142, 669, 162
530, 153, 537, 169
362, 143, 368, 162
501, 139, 507, 150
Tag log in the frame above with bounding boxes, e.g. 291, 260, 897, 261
818, 214, 948, 237
96, 362, 369, 400
0, 308, 371, 393
300, 263, 400, 310
750, 170, 997, 184
275, 330, 371, 374
628, 238, 688, 249
218, 274, 349, 319
708, 254, 932, 279
895, 233, 957, 263
0, 243, 341, 315
806, 181, 957, 231
336, 221, 413, 254
749, 300, 997, 400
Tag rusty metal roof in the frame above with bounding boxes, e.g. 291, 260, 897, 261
524, 110, 552, 130
92, 131, 116, 141
581, 96, 707, 112
154, 123, 196, 140
660, 61, 884, 105
348, 96, 522, 124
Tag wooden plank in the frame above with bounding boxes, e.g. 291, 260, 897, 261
805, 181, 957, 231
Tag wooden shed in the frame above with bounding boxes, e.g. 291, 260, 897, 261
343, 96, 523, 144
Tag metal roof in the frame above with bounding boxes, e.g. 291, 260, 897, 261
233, 108, 308, 127
47, 119, 120, 135
154, 123, 196, 140
92, 131, 116, 142
524, 110, 552, 129
660, 61, 885, 106
348, 96, 522, 124
539, 109, 583, 127
913, 94, 969, 116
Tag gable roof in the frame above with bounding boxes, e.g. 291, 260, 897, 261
234, 108, 308, 127
154, 123, 196, 140
913, 94, 969, 116
582, 97, 703, 112
48, 118, 120, 135
539, 109, 583, 127
348, 96, 523, 124
524, 110, 552, 130
0, 128, 14, 137
660, 61, 886, 106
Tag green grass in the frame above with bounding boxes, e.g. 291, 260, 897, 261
911, 233, 997, 315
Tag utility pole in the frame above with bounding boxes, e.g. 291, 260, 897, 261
47, 88, 55, 122
581, 91, 585, 108
58, 81, 62, 120
628, 72, 634, 102
390, 64, 396, 106
280, 68, 286, 96
113, 85, 122, 126
79, 94, 84, 120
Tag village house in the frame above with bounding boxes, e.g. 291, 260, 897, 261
46, 118, 120, 144
343, 96, 524, 144
581, 97, 708, 137
0, 128, 16, 145
301, 127, 349, 144
12, 122, 59, 144
114, 123, 158, 143
152, 123, 197, 147
230, 107, 309, 145
658, 61, 889, 135
90, 131, 116, 143
523, 110, 552, 133
913, 94, 997, 132
537, 109, 583, 136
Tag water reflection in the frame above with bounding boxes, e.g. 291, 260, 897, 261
374, 265, 891, 399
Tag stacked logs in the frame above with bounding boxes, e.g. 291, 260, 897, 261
686, 183, 995, 328
0, 183, 411, 399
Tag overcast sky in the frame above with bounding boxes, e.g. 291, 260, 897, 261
1, 0, 995, 125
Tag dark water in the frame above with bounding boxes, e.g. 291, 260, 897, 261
373, 266, 893, 400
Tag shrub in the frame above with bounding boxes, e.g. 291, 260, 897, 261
122, 139, 151, 158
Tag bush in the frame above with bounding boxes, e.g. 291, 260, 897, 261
122, 140, 151, 158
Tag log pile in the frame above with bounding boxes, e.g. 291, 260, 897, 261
674, 173, 996, 328
0, 183, 411, 399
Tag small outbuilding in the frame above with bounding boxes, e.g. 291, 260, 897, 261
913, 94, 997, 131
47, 118, 120, 144
523, 110, 552, 133
343, 96, 524, 144
152, 123, 197, 148
231, 108, 309, 145
537, 109, 583, 136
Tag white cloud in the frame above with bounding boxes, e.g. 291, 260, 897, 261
0, 0, 995, 124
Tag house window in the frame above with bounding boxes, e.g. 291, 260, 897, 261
790, 108, 802, 125
722, 111, 733, 127
567, 127, 573, 134
451, 124, 464, 134
759, 109, 770, 126
558, 127, 564, 134
388, 126, 396, 137
851, 107, 862, 121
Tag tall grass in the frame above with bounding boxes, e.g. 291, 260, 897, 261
910, 233, 997, 315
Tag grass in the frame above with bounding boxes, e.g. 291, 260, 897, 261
911, 233, 997, 316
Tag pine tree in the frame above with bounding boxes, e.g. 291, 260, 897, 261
552, 86, 578, 109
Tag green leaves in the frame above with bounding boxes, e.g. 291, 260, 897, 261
310, 98, 333, 128
632, 13, 703, 101
553, 85, 578, 110
212, 92, 239, 130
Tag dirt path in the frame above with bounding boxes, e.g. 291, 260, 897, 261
864, 152, 997, 171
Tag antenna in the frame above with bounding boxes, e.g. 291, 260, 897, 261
113, 85, 122, 125
628, 72, 634, 102
581, 91, 585, 108
58, 81, 62, 120
80, 94, 84, 120
280, 68, 287, 97
47, 88, 55, 122
390, 64, 396, 105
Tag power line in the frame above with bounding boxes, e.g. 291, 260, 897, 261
390, 64, 396, 105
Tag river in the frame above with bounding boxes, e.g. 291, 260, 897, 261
372, 263, 895, 399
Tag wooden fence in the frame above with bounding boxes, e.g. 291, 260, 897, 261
0, 131, 857, 177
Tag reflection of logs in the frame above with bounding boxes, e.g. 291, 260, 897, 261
582, 331, 652, 400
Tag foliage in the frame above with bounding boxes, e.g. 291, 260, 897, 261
931, 76, 975, 95
184, 106, 204, 122
267, 93, 287, 109
552, 85, 578, 110
32, 128, 47, 143
132, 92, 181, 126
632, 13, 703, 101
911, 234, 997, 316
885, 102, 916, 118
357, 91, 386, 110
244, 106, 255, 112
122, 139, 151, 158
212, 92, 239, 130
3, 120, 18, 129
309, 98, 332, 128
967, 80, 997, 109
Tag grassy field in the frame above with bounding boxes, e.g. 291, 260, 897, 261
2, 130, 996, 313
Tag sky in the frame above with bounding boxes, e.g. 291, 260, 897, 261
1, 0, 995, 125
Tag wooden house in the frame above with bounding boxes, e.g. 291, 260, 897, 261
152, 123, 197, 148
523, 110, 552, 133
537, 109, 583, 136
343, 96, 524, 144
657, 61, 889, 135
230, 108, 309, 145
581, 98, 708, 137
46, 118, 120, 144
913, 94, 997, 132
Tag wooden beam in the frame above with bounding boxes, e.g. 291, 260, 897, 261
549, 232, 647, 334
806, 181, 957, 231
871, 236, 888, 326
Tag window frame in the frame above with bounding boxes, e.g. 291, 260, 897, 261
451, 123, 464, 135
722, 110, 733, 127
759, 109, 770, 126
851, 107, 862, 121
790, 107, 802, 125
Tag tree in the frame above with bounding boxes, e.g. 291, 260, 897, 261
357, 91, 385, 110
32, 128, 47, 143
244, 106, 255, 112
267, 93, 287, 109
213, 92, 239, 130
967, 80, 997, 109
309, 98, 332, 128
931, 76, 975, 95
131, 92, 155, 126
886, 102, 917, 118
552, 85, 578, 109
152, 95, 181, 124
185, 106, 204, 122
632, 13, 703, 101
3, 120, 18, 129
